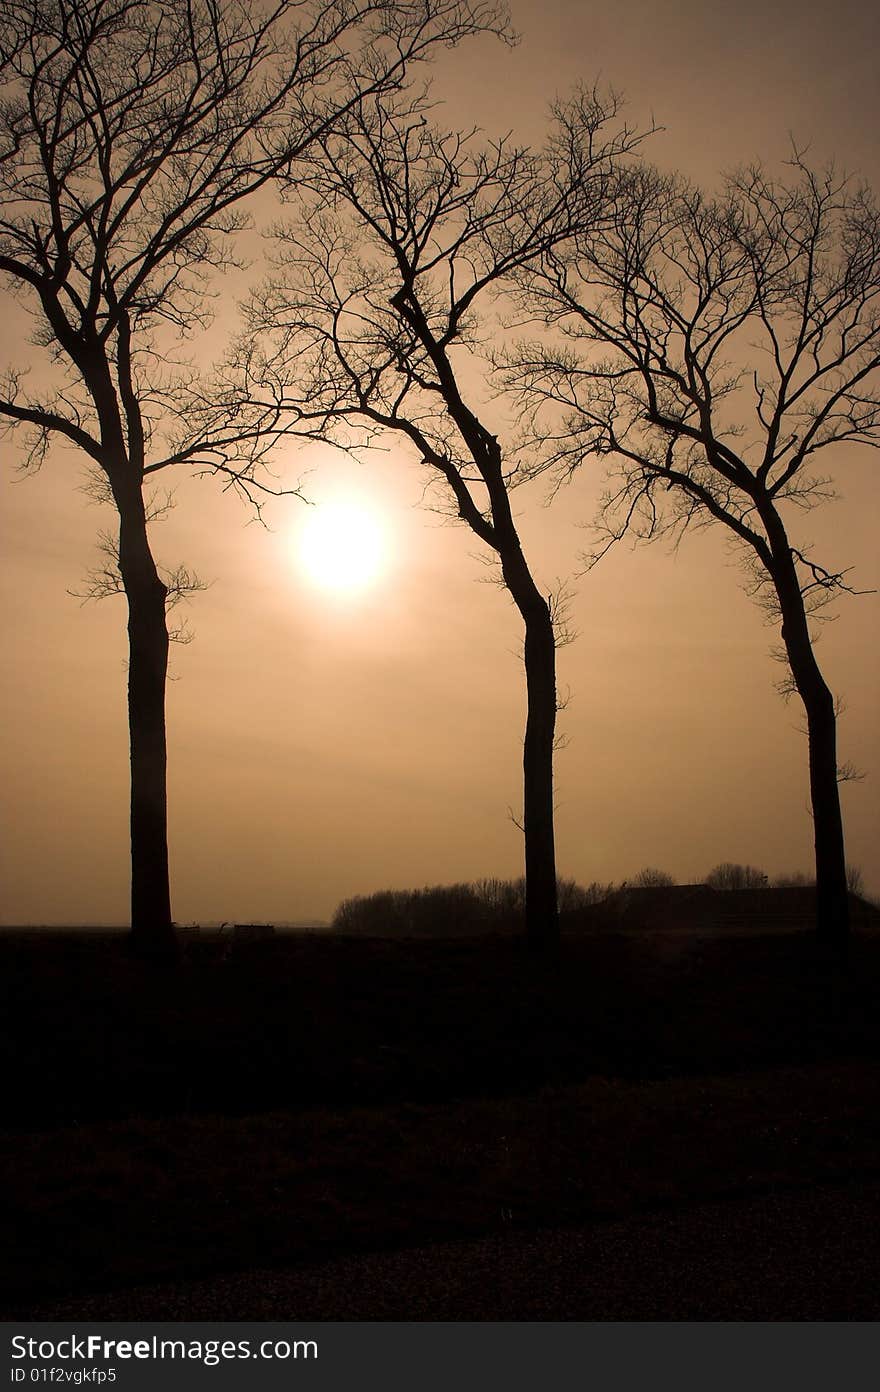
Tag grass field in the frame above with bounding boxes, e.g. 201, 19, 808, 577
2, 926, 879, 1313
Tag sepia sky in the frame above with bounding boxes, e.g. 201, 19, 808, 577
1, 0, 878, 925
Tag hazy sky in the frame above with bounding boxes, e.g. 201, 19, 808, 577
2, 0, 878, 924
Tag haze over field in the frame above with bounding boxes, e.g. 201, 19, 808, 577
1, 0, 878, 927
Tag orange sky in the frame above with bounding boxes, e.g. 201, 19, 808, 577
1, 0, 878, 923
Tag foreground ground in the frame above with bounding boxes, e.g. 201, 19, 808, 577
2, 928, 879, 1318
22, 1179, 880, 1320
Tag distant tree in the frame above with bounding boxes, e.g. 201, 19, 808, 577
246, 88, 644, 950
0, 0, 505, 956
706, 863, 769, 891
556, 876, 613, 911
772, 871, 814, 888
846, 864, 864, 897
332, 874, 609, 937
504, 145, 880, 949
333, 880, 498, 937
631, 867, 675, 888
771, 865, 864, 893
474, 877, 526, 926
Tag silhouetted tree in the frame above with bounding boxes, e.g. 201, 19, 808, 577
331, 874, 605, 936
846, 864, 864, 897
774, 865, 864, 893
247, 88, 643, 950
705, 863, 768, 891
504, 148, 880, 949
631, 867, 675, 888
0, 0, 505, 957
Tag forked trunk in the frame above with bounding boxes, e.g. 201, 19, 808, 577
492, 498, 559, 952
770, 537, 849, 949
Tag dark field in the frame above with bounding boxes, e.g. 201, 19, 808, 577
2, 927, 880, 1317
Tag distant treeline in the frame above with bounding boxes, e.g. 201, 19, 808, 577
332, 877, 619, 939
331, 865, 873, 938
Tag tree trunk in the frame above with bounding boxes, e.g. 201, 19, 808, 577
522, 597, 559, 950
483, 471, 559, 953
803, 684, 849, 948
114, 477, 176, 961
784, 627, 849, 948
768, 538, 849, 949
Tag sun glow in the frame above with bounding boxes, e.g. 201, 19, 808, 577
298, 500, 387, 593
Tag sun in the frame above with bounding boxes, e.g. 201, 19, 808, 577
298, 500, 387, 594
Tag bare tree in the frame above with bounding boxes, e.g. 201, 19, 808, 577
0, 0, 505, 957
773, 871, 814, 888
705, 863, 768, 891
631, 867, 675, 888
504, 149, 880, 949
245, 89, 643, 950
846, 864, 864, 897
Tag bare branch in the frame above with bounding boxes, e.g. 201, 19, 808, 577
238, 84, 648, 945
502, 140, 877, 938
